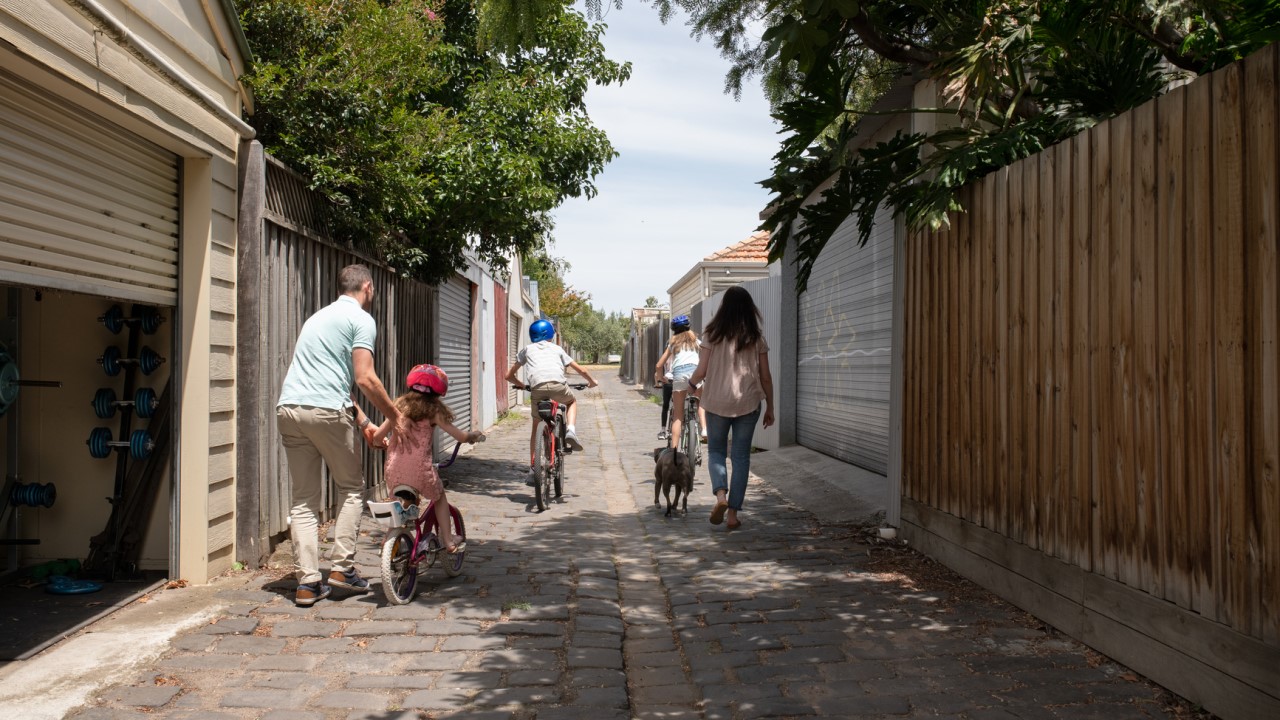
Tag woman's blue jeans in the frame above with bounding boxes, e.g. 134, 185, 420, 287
705, 407, 760, 511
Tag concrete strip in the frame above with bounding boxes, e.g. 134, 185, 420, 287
746, 445, 887, 525
0, 577, 240, 720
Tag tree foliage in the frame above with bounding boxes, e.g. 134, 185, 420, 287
476, 0, 1280, 291
754, 0, 1280, 290
239, 0, 630, 284
561, 306, 629, 363
518, 246, 624, 361
523, 249, 590, 319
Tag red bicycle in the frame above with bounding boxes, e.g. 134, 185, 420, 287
369, 437, 481, 605
513, 382, 588, 511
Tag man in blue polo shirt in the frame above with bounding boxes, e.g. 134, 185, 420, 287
277, 264, 409, 606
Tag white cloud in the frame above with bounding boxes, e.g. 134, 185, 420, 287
551, 4, 781, 314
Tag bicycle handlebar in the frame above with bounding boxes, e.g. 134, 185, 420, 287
510, 382, 591, 391
434, 433, 485, 469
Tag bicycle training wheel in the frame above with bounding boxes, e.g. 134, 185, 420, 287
443, 505, 467, 577
534, 429, 552, 511
380, 528, 418, 605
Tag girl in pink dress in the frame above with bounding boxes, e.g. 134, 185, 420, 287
377, 364, 482, 553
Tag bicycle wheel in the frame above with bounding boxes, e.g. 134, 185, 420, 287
443, 505, 467, 578
534, 428, 552, 511
687, 411, 702, 467
380, 528, 418, 605
554, 448, 564, 498
553, 421, 565, 498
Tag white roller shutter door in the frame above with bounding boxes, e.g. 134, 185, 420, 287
436, 274, 472, 455
796, 203, 895, 474
0, 70, 180, 306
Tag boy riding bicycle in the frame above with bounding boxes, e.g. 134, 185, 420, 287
505, 319, 598, 480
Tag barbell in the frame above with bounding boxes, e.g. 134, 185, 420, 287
91, 387, 158, 419
10, 482, 56, 508
98, 304, 163, 335
98, 346, 165, 377
86, 427, 154, 460
0, 348, 61, 417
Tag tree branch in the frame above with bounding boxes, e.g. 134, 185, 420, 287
1122, 15, 1209, 73
847, 8, 937, 67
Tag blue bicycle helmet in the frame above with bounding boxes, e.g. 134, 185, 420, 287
529, 319, 555, 343
671, 315, 691, 332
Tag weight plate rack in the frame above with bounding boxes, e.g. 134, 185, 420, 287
87, 303, 165, 582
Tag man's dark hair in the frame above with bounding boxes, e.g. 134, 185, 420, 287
338, 264, 373, 294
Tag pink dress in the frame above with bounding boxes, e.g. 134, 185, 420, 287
383, 418, 443, 502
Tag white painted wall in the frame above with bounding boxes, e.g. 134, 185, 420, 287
479, 278, 497, 429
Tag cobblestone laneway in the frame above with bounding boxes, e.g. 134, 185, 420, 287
67, 373, 1189, 720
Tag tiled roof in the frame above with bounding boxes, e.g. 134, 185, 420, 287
704, 230, 770, 263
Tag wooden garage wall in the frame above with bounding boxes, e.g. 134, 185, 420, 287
207, 155, 238, 576
1, 1, 251, 581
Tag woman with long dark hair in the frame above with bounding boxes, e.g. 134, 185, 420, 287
688, 286, 774, 530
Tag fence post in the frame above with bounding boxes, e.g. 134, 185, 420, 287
777, 236, 799, 446
235, 139, 267, 566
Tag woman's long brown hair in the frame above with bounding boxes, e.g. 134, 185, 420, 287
704, 285, 762, 351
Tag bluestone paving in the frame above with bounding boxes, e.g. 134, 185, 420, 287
59, 374, 1197, 718
108, 686, 182, 707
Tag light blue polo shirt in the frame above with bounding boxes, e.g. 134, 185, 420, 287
277, 295, 377, 410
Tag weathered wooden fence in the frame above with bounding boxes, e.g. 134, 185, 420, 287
236, 142, 437, 565
901, 47, 1279, 719
619, 320, 669, 395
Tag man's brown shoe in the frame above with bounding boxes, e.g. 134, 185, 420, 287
328, 568, 371, 593
295, 582, 331, 607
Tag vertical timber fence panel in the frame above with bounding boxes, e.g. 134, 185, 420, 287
237, 151, 439, 555
901, 46, 1280, 720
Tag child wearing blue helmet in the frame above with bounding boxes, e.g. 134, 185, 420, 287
506, 319, 598, 476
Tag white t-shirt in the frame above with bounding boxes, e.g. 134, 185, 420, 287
672, 346, 700, 368
671, 339, 701, 369
517, 341, 573, 386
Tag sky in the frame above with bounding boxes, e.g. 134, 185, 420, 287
548, 4, 781, 315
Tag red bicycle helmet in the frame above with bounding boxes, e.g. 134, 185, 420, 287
405, 364, 448, 396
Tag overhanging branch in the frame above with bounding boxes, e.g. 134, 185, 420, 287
847, 8, 937, 67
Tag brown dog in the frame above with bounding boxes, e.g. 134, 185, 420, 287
653, 448, 694, 517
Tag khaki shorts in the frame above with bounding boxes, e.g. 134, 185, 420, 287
531, 381, 575, 406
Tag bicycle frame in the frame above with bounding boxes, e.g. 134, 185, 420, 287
406, 443, 460, 553
515, 381, 587, 511
376, 441, 471, 605
532, 399, 564, 464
